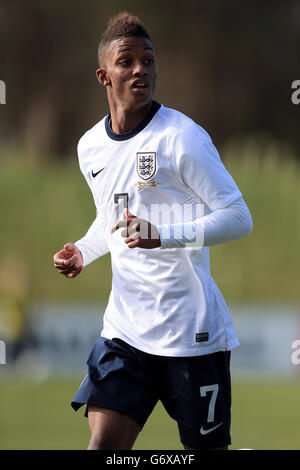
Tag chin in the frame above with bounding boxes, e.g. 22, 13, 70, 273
130, 94, 152, 108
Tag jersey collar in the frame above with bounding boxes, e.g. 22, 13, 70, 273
105, 100, 161, 141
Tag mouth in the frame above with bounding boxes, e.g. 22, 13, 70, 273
131, 81, 149, 91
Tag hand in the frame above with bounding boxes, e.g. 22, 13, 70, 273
110, 209, 161, 249
53, 242, 83, 278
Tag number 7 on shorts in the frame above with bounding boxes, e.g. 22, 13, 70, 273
200, 384, 219, 423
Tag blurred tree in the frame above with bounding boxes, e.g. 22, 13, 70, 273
0, 0, 299, 159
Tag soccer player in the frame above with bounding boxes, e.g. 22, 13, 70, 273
53, 12, 253, 450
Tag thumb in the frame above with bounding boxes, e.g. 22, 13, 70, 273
124, 208, 136, 220
64, 242, 75, 251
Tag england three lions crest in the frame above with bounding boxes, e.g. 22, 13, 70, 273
136, 152, 156, 180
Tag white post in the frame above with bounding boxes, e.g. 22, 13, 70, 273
0, 80, 6, 104
0, 340, 6, 364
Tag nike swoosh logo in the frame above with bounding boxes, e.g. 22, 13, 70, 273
200, 422, 223, 435
92, 168, 106, 178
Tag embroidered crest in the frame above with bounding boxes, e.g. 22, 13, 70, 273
136, 152, 156, 180
135, 179, 158, 191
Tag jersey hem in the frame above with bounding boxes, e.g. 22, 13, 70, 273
100, 332, 240, 357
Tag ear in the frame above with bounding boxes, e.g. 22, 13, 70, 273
96, 68, 111, 87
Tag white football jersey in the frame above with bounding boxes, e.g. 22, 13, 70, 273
75, 101, 242, 357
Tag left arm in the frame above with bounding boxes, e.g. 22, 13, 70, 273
157, 196, 253, 249
157, 123, 253, 249
111, 197, 252, 250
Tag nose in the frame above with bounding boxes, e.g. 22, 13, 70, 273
132, 60, 147, 76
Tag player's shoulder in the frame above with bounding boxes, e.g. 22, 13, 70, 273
158, 104, 212, 143
77, 115, 107, 155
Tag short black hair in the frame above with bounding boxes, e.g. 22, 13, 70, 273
98, 12, 153, 66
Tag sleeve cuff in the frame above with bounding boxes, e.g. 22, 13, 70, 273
157, 222, 203, 249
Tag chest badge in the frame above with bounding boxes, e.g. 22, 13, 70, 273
136, 152, 156, 180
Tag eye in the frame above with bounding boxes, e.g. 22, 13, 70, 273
118, 58, 131, 67
144, 58, 155, 65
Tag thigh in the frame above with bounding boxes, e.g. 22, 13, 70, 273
87, 406, 141, 450
160, 351, 232, 450
71, 337, 158, 430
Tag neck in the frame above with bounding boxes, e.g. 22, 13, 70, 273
108, 100, 153, 134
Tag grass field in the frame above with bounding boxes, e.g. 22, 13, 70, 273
0, 378, 299, 450
0, 145, 300, 304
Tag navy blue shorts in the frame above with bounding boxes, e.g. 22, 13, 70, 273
71, 337, 231, 449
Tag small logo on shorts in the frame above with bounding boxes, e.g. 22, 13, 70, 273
196, 332, 209, 342
200, 422, 223, 435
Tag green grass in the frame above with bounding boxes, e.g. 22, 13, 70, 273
0, 146, 300, 304
0, 156, 112, 303
212, 145, 300, 303
0, 379, 299, 450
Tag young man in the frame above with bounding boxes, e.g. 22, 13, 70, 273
53, 12, 253, 450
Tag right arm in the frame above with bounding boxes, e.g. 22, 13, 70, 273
73, 134, 110, 267
74, 209, 110, 266
53, 210, 109, 278
53, 133, 110, 278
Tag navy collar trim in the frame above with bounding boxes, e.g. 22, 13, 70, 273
105, 101, 161, 141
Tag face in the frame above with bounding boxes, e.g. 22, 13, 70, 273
96, 36, 157, 110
